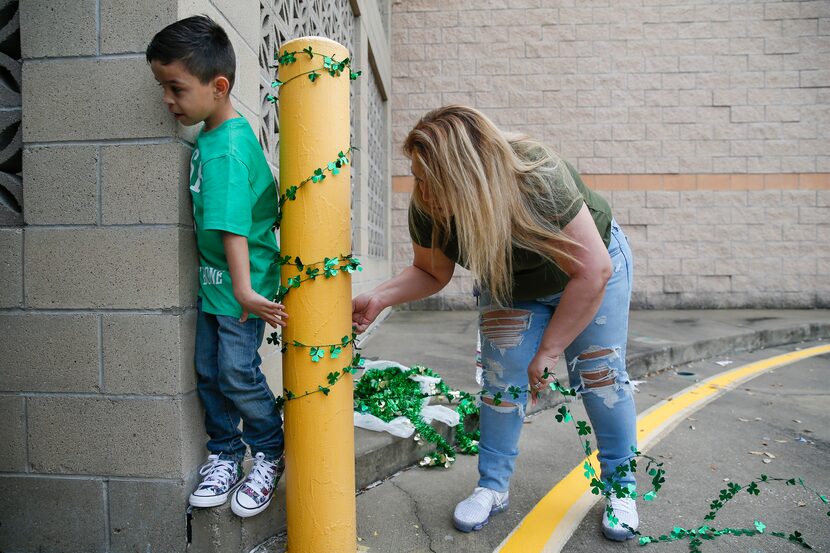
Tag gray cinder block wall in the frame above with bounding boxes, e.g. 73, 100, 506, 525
0, 1, 260, 551
390, 0, 830, 310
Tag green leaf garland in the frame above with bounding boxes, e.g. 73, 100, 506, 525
268, 46, 361, 100
268, 45, 363, 410
276, 148, 355, 228
272, 252, 362, 303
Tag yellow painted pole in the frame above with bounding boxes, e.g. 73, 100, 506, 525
278, 36, 356, 552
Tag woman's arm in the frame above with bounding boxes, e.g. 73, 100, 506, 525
528, 205, 613, 393
540, 204, 613, 354
352, 243, 456, 332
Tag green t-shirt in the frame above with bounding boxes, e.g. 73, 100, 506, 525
408, 160, 612, 301
189, 116, 279, 318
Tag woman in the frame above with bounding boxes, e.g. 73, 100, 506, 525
352, 106, 638, 541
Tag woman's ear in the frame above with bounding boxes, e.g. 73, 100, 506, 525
213, 76, 231, 99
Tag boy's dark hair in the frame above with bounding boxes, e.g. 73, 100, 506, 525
146, 15, 236, 90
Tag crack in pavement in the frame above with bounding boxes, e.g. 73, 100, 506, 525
390, 480, 438, 553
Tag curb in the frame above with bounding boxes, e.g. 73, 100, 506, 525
627, 322, 830, 378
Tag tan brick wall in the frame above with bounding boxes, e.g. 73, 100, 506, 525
391, 0, 830, 309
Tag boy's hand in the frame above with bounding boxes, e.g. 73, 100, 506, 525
236, 289, 288, 327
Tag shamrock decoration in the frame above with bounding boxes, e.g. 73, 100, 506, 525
271, 46, 361, 98
310, 347, 324, 362
555, 405, 572, 423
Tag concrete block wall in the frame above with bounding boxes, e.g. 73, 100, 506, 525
603, 184, 829, 308
350, 0, 394, 300
390, 0, 830, 309
0, 1, 262, 551
0, 0, 22, 228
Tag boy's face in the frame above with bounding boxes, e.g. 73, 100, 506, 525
150, 60, 219, 127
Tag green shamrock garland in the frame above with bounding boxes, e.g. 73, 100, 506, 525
266, 46, 361, 105
274, 251, 363, 303
538, 369, 827, 551
271, 340, 366, 409
275, 148, 355, 229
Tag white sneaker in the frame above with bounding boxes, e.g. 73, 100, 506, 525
453, 486, 509, 532
602, 497, 639, 541
231, 452, 284, 518
189, 455, 243, 508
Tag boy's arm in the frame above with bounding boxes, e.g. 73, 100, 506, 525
223, 232, 287, 327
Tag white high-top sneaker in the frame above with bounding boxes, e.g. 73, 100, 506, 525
453, 486, 510, 532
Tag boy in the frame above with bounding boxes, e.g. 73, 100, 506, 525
147, 15, 287, 518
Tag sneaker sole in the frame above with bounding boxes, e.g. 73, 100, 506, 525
453, 501, 509, 533
602, 524, 638, 542
189, 481, 242, 508
230, 490, 273, 518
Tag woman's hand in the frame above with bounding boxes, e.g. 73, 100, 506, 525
527, 350, 562, 403
352, 293, 385, 333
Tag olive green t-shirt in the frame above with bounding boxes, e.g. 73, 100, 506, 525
408, 160, 612, 301
189, 116, 279, 318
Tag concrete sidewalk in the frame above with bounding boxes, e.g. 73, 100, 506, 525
193, 309, 830, 552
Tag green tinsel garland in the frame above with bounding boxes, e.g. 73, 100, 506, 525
353, 364, 480, 468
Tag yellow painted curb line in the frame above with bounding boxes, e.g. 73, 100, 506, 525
495, 343, 830, 553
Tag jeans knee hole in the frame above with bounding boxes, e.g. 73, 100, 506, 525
480, 308, 532, 350
481, 396, 517, 407
480, 396, 524, 416
577, 348, 615, 360
581, 367, 616, 388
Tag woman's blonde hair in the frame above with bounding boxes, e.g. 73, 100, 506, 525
403, 105, 582, 306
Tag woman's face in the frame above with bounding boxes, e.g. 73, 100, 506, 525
411, 157, 429, 199
412, 157, 441, 214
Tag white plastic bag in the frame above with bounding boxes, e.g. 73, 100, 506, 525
353, 412, 416, 438
421, 405, 460, 427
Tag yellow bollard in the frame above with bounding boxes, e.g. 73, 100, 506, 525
278, 36, 356, 552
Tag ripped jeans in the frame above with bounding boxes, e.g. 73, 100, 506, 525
477, 221, 636, 493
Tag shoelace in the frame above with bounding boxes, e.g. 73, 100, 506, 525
198, 456, 236, 489
245, 452, 276, 493
609, 497, 636, 515
469, 486, 501, 508
611, 497, 634, 513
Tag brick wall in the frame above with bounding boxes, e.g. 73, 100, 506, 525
390, 0, 830, 309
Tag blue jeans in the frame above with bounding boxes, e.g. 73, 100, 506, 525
195, 299, 285, 462
477, 221, 636, 492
